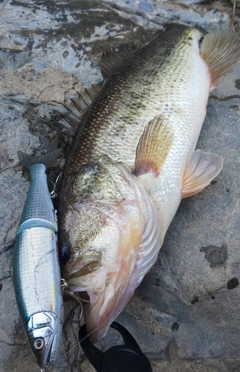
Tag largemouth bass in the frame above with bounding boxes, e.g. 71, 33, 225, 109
59, 24, 240, 342
13, 151, 63, 369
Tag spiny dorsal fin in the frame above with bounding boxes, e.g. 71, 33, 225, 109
182, 150, 223, 198
70, 82, 103, 116
100, 43, 139, 79
135, 115, 174, 177
42, 82, 103, 138
77, 82, 103, 107
200, 30, 240, 90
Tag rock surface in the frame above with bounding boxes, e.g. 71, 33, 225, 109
0, 1, 240, 371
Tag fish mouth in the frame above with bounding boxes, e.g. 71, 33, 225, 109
85, 262, 137, 343
84, 198, 161, 343
62, 161, 161, 343
67, 200, 145, 343
63, 195, 145, 343
66, 179, 161, 343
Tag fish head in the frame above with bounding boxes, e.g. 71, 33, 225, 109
60, 156, 159, 342
27, 311, 61, 368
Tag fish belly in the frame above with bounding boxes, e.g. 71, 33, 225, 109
139, 51, 211, 235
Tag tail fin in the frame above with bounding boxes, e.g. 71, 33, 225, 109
18, 150, 60, 169
200, 30, 240, 90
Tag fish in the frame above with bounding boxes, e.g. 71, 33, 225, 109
58, 24, 240, 343
13, 151, 63, 370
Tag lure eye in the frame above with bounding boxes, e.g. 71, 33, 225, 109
33, 338, 44, 350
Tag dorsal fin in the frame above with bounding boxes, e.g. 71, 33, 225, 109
100, 43, 139, 79
73, 82, 103, 114
41, 82, 103, 138
78, 82, 103, 106
135, 115, 174, 177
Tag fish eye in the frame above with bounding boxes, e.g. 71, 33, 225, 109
33, 338, 44, 350
59, 243, 70, 264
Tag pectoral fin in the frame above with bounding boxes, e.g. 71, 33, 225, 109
135, 115, 173, 176
182, 150, 223, 198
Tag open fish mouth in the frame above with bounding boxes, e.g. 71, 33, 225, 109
61, 161, 161, 342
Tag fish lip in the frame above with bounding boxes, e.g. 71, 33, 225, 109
27, 311, 60, 369
62, 162, 162, 344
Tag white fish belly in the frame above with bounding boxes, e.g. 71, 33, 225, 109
140, 45, 211, 236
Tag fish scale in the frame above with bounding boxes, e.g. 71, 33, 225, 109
63, 25, 193, 176
59, 24, 240, 342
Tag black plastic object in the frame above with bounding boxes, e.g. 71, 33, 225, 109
79, 321, 153, 372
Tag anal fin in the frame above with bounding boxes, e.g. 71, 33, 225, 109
182, 150, 223, 198
135, 115, 173, 177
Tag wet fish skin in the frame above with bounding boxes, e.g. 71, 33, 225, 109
59, 24, 240, 342
60, 155, 161, 341
13, 151, 63, 369
62, 24, 198, 176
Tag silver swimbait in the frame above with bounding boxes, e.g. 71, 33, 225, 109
13, 150, 63, 370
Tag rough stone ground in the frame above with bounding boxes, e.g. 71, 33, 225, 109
0, 1, 240, 371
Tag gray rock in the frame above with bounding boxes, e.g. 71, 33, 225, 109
0, 1, 240, 371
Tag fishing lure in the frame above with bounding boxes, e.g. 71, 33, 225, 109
13, 150, 63, 370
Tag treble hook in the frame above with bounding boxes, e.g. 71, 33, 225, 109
61, 279, 84, 323
48, 172, 62, 199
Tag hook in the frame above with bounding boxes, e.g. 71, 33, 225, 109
61, 279, 84, 323
48, 172, 62, 199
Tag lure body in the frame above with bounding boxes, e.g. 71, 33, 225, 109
13, 154, 63, 369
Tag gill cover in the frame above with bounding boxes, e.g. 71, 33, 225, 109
61, 158, 161, 342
